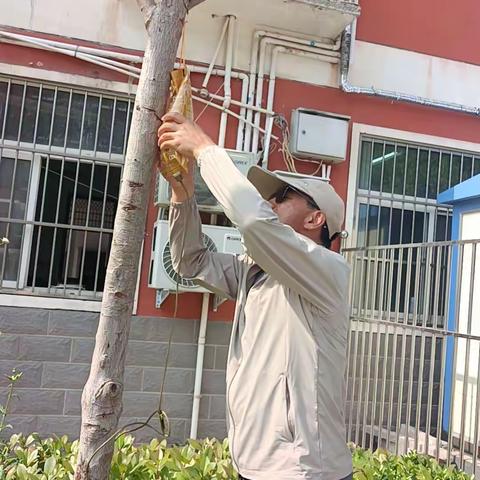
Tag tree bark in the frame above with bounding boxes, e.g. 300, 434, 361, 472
74, 1, 205, 478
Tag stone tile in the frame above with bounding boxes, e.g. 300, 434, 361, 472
71, 339, 94, 363
199, 395, 210, 420
0, 307, 49, 334
37, 415, 81, 440
48, 311, 99, 337
0, 334, 18, 359
0, 415, 37, 438
122, 392, 162, 417
143, 367, 194, 394
124, 367, 143, 391
203, 346, 215, 370
162, 394, 194, 419
206, 322, 232, 346
201, 370, 226, 395
18, 336, 71, 362
1, 388, 64, 415
126, 341, 169, 367
197, 419, 227, 440
130, 317, 195, 343
209, 395, 226, 420
0, 361, 42, 387
168, 343, 197, 368
64, 390, 82, 415
214, 346, 228, 370
42, 363, 89, 389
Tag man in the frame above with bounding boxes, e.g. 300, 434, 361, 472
158, 112, 352, 480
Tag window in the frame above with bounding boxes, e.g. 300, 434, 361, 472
0, 77, 134, 299
355, 138, 480, 247
350, 136, 480, 323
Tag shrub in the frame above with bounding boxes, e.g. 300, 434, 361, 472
0, 434, 473, 479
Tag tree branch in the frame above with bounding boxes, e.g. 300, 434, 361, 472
136, 0, 156, 24
189, 0, 207, 8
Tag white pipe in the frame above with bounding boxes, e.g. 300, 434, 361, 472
252, 36, 340, 154
0, 31, 254, 145
192, 94, 278, 140
262, 46, 339, 166
190, 292, 210, 439
202, 16, 230, 89
244, 30, 341, 151
218, 15, 235, 148
0, 30, 143, 63
236, 67, 249, 150
191, 87, 275, 115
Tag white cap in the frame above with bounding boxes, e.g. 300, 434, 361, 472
247, 166, 345, 238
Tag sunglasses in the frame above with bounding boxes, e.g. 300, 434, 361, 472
270, 185, 319, 210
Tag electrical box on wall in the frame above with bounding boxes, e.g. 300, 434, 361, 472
289, 109, 349, 164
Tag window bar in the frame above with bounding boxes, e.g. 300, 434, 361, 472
344, 251, 355, 440
0, 79, 12, 141
423, 149, 432, 242
365, 139, 376, 248
398, 145, 410, 245
14, 150, 36, 291
361, 249, 379, 447
16, 81, 28, 146
446, 243, 464, 466
93, 162, 111, 294
355, 251, 373, 446
122, 100, 133, 156
0, 149, 19, 284
414, 244, 433, 452
61, 159, 79, 296
387, 143, 398, 245
375, 142, 387, 245
369, 248, 386, 449
471, 335, 480, 475
32, 84, 43, 150
93, 94, 104, 156
77, 93, 102, 295
77, 161, 96, 295
380, 247, 395, 444
435, 243, 453, 458
423, 331, 437, 456
30, 154, 50, 292
458, 242, 476, 467
47, 87, 58, 149
93, 97, 118, 293
355, 250, 368, 445
47, 91, 73, 292
459, 153, 464, 184
404, 245, 423, 453
394, 246, 414, 455
77, 93, 88, 156
46, 156, 66, 292
433, 152, 443, 241
411, 148, 421, 243
347, 253, 362, 441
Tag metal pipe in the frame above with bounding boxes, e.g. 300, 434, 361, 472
340, 25, 480, 116
201, 17, 230, 89
190, 292, 210, 439
218, 16, 235, 148
0, 30, 143, 63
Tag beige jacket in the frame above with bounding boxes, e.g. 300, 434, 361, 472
169, 146, 352, 480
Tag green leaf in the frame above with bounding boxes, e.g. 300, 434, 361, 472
44, 456, 56, 474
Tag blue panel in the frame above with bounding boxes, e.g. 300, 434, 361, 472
438, 173, 480, 204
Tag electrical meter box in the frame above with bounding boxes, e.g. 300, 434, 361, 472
289, 109, 349, 164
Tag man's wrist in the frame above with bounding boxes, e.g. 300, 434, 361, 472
193, 140, 216, 161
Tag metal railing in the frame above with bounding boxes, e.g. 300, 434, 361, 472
0, 76, 133, 299
344, 239, 480, 476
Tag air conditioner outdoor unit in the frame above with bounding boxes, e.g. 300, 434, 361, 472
154, 149, 258, 212
148, 220, 244, 293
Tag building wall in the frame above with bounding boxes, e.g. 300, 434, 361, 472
0, 306, 231, 442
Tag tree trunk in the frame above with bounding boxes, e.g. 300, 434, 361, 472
74, 1, 204, 478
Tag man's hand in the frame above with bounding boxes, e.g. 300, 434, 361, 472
158, 112, 215, 159
157, 113, 215, 203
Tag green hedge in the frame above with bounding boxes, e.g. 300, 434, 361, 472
0, 434, 473, 479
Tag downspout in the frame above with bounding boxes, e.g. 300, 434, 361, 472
340, 25, 480, 116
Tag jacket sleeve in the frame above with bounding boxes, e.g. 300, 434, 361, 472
169, 196, 243, 299
196, 145, 350, 313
